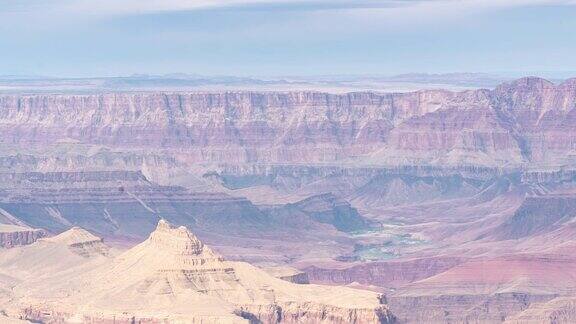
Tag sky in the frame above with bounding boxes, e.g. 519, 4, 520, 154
1, 0, 576, 77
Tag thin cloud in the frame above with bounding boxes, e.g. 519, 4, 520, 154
6, 0, 575, 16
2, 0, 409, 15
334, 0, 576, 29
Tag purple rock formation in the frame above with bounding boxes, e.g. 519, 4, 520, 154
0, 77, 573, 166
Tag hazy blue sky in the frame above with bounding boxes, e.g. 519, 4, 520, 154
1, 0, 576, 77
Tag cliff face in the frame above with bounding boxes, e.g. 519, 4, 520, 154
266, 193, 371, 232
0, 170, 376, 266
0, 92, 406, 164
0, 225, 45, 248
0, 77, 574, 166
491, 78, 576, 162
238, 303, 392, 324
492, 195, 576, 240
505, 297, 576, 323
264, 266, 310, 284
388, 293, 555, 324
304, 257, 464, 288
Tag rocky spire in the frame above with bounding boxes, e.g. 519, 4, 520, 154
145, 219, 223, 264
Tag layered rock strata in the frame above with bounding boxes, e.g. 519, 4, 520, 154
0, 77, 575, 167
13, 220, 395, 324
0, 225, 45, 248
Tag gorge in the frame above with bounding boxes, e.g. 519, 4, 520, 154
1, 77, 576, 322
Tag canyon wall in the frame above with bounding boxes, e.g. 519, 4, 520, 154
0, 77, 574, 167
2, 77, 576, 323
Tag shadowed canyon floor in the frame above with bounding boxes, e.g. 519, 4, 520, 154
2, 77, 576, 322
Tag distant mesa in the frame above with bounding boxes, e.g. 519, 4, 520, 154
2, 76, 576, 167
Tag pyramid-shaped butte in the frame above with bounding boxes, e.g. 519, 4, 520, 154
16, 219, 395, 323
44, 226, 102, 245
94, 219, 244, 305
41, 226, 109, 257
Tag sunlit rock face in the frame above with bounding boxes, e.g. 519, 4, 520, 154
4, 220, 395, 324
